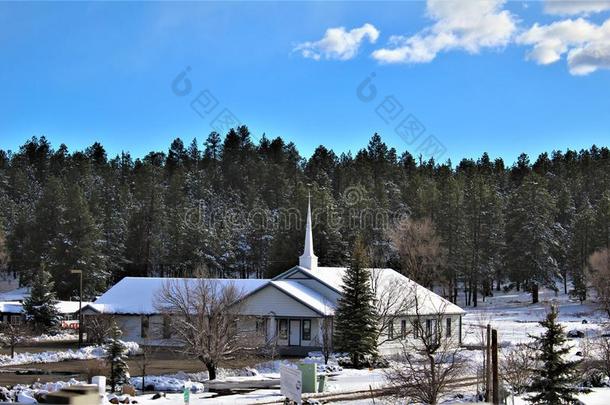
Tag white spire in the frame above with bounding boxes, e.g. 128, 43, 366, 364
299, 192, 318, 271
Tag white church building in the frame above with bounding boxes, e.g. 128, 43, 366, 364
83, 199, 465, 355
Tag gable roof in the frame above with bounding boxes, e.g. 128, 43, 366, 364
85, 267, 464, 317
273, 266, 342, 294
270, 280, 334, 316
84, 277, 268, 315
303, 267, 465, 316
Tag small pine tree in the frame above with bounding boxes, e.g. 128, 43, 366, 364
333, 237, 379, 368
527, 305, 587, 404
105, 321, 130, 392
23, 265, 61, 334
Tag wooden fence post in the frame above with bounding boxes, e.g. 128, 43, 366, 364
485, 324, 491, 402
492, 328, 499, 405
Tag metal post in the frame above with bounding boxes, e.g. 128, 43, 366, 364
71, 270, 83, 347
492, 328, 499, 405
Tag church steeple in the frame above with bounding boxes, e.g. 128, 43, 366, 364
299, 193, 318, 271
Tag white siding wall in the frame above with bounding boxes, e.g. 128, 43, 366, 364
240, 286, 320, 317
378, 314, 463, 355
101, 315, 178, 346
114, 315, 142, 342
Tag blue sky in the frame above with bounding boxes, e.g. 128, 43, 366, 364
1, 1, 609, 164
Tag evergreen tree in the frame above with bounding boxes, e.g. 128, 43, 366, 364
1, 135, 610, 299
436, 171, 464, 303
553, 182, 575, 294
333, 237, 378, 368
60, 183, 107, 297
31, 176, 65, 285
0, 217, 7, 270
23, 266, 61, 334
504, 175, 558, 303
594, 190, 610, 250
105, 321, 130, 392
569, 199, 595, 302
527, 305, 586, 404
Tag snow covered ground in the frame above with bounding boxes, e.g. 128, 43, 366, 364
129, 288, 610, 404
132, 367, 387, 405
29, 332, 79, 342
462, 287, 608, 347
0, 341, 140, 367
5, 287, 610, 404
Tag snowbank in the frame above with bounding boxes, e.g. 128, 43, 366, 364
0, 341, 140, 367
4, 378, 85, 403
130, 375, 204, 392
302, 352, 345, 374
30, 332, 78, 342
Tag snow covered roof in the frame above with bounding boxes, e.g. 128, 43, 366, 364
85, 267, 464, 317
85, 277, 269, 315
55, 301, 92, 314
0, 300, 88, 314
305, 267, 465, 316
0, 301, 23, 314
270, 280, 334, 316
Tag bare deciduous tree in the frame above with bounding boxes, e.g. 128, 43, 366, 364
591, 335, 610, 380
466, 312, 493, 396
134, 338, 156, 393
0, 322, 31, 358
389, 217, 445, 289
318, 315, 334, 365
370, 270, 416, 346
500, 343, 538, 397
588, 249, 610, 316
85, 314, 115, 345
385, 299, 463, 405
155, 277, 263, 380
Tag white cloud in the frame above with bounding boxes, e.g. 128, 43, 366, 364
568, 40, 610, 74
544, 0, 610, 16
517, 17, 610, 74
294, 23, 379, 61
372, 0, 517, 64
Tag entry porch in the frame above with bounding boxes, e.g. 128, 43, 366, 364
263, 315, 329, 356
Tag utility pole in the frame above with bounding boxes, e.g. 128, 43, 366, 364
492, 328, 499, 405
70, 269, 83, 348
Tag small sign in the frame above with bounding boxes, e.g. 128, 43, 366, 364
280, 365, 302, 404
183, 385, 190, 404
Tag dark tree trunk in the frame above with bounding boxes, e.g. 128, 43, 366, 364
207, 362, 217, 380
532, 283, 539, 304
473, 279, 478, 308
141, 362, 146, 393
